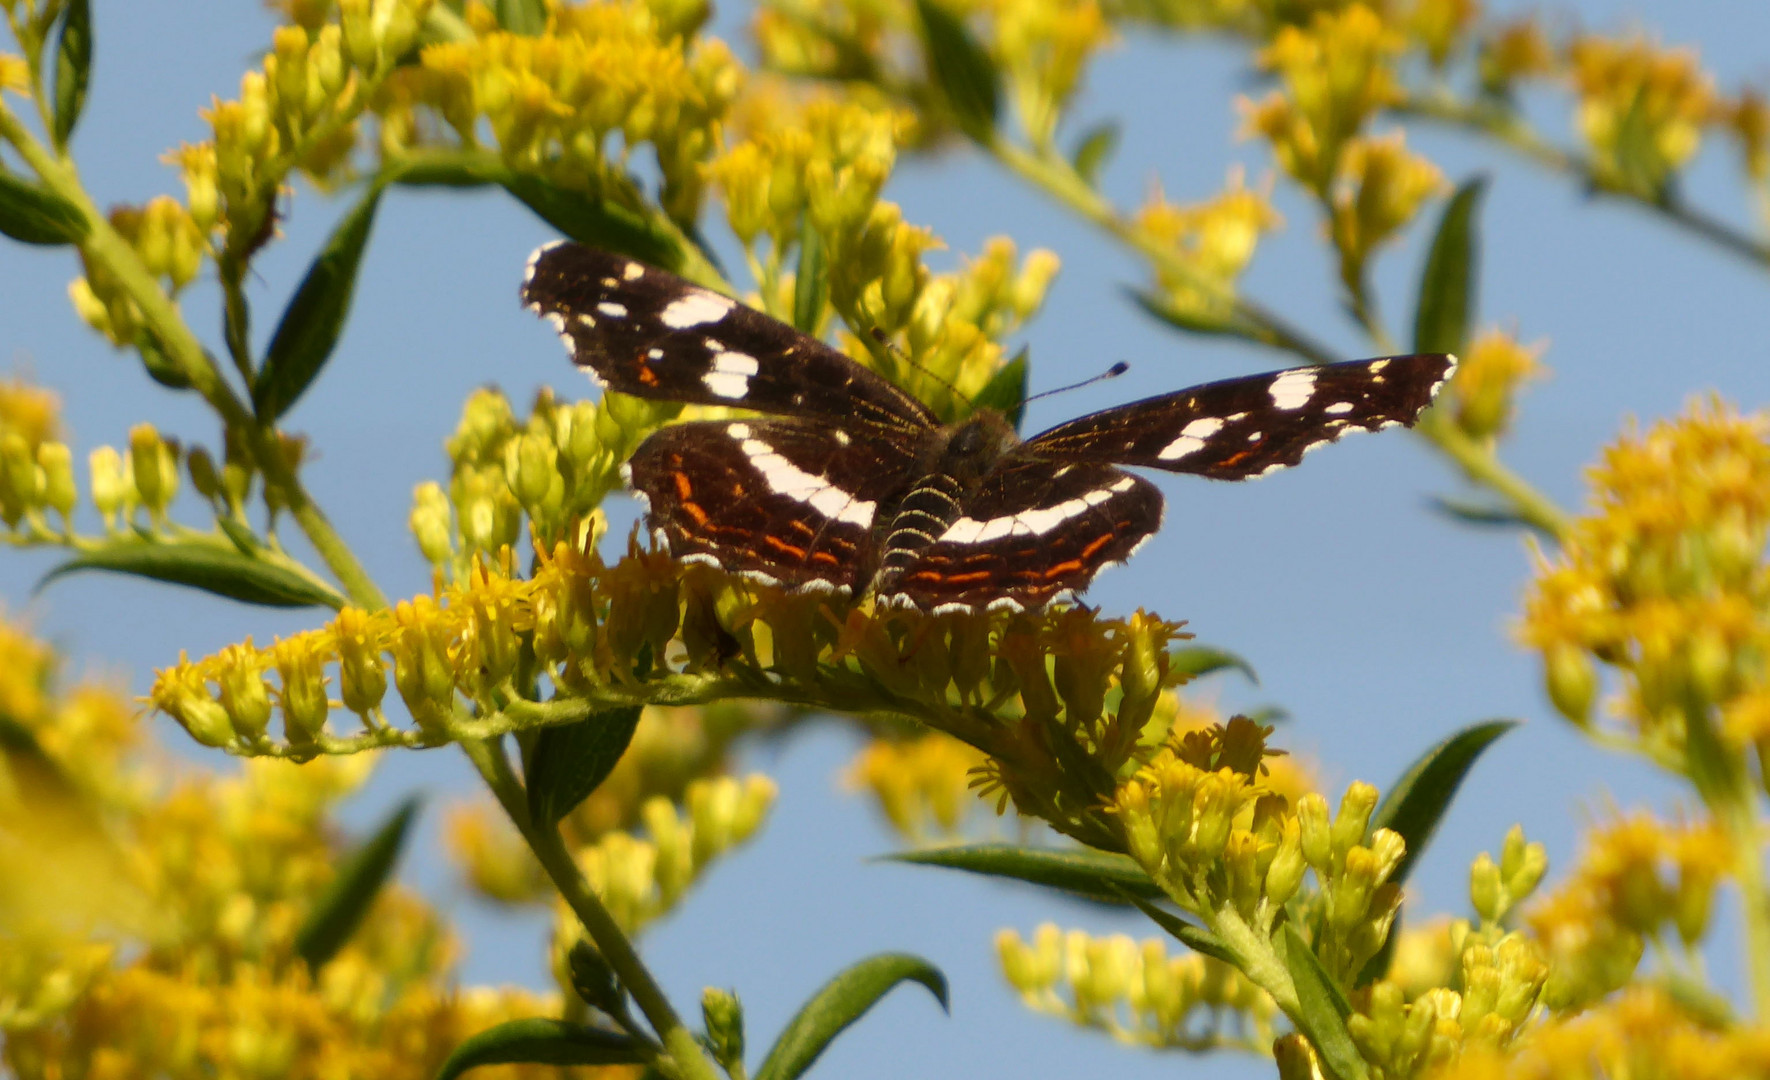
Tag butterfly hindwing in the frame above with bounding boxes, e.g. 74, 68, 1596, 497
523, 243, 935, 431
1025, 354, 1455, 480
882, 459, 1162, 612
624, 418, 928, 593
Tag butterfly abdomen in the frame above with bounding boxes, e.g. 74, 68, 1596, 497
874, 474, 966, 584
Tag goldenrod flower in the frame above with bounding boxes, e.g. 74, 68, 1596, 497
1448, 328, 1548, 442
1568, 34, 1716, 198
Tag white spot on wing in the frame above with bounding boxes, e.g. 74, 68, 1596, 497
597, 302, 628, 317
1269, 369, 1317, 410
941, 477, 1135, 542
833, 431, 851, 447
661, 291, 735, 329
741, 439, 876, 527
703, 371, 749, 398
1157, 416, 1224, 461
712, 352, 759, 377
648, 348, 665, 360
524, 240, 563, 286
545, 311, 570, 334
1324, 401, 1355, 415
623, 261, 644, 280
727, 423, 752, 440
1369, 359, 1390, 373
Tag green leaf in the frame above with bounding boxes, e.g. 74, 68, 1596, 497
754, 954, 948, 1080
434, 1018, 645, 1080
887, 843, 1162, 902
384, 154, 687, 273
297, 797, 421, 970
1428, 494, 1537, 532
0, 170, 87, 246
51, 0, 93, 149
494, 0, 548, 34
970, 348, 1028, 429
1126, 286, 1246, 338
524, 706, 643, 831
1122, 892, 1236, 963
253, 184, 384, 421
1071, 121, 1120, 186
1170, 645, 1257, 684
793, 225, 827, 335
1280, 925, 1369, 1080
913, 0, 1000, 140
39, 539, 345, 610
1412, 176, 1486, 356
1369, 719, 1517, 887
135, 330, 193, 390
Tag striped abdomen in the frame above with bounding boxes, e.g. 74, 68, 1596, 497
873, 474, 964, 587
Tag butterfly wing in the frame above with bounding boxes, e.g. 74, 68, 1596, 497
881, 458, 1162, 612
625, 418, 927, 593
524, 243, 936, 432
1024, 354, 1455, 479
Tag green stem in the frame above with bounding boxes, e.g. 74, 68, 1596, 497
983, 130, 1570, 541
1721, 792, 1770, 1023
460, 737, 720, 1080
0, 104, 388, 611
1207, 906, 1301, 1020
1396, 89, 1770, 271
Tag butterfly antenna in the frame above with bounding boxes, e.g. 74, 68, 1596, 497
868, 327, 976, 410
1021, 361, 1129, 406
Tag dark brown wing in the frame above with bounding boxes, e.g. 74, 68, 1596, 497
880, 459, 1162, 612
624, 418, 926, 593
524, 243, 936, 433
1024, 354, 1455, 479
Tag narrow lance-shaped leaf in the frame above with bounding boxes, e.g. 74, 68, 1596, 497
434, 1018, 646, 1080
888, 842, 1163, 902
525, 706, 643, 831
253, 183, 384, 421
1071, 120, 1120, 186
1280, 925, 1370, 1080
754, 954, 949, 1080
38, 539, 345, 610
1412, 176, 1486, 356
1170, 644, 1257, 683
51, 0, 93, 149
970, 348, 1028, 430
1121, 891, 1236, 964
0, 170, 87, 246
297, 797, 421, 970
1368, 719, 1516, 887
913, 0, 1001, 140
793, 223, 827, 335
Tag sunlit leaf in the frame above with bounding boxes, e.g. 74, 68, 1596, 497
297, 798, 420, 970
39, 540, 344, 609
754, 953, 948, 1080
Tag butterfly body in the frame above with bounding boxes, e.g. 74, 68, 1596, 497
524, 242, 1454, 613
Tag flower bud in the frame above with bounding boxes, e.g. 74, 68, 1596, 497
1544, 643, 1598, 726
1331, 781, 1380, 859
334, 608, 388, 718
1470, 851, 1502, 924
36, 442, 76, 520
216, 642, 273, 740
701, 987, 745, 1070
128, 424, 178, 518
1297, 792, 1332, 873
409, 481, 454, 566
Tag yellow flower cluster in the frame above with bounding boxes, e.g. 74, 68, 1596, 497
0, 379, 74, 534
989, 0, 1113, 147
1242, 5, 1405, 198
399, 4, 741, 221
1132, 169, 1282, 330
151, 543, 1192, 846
1432, 987, 1770, 1080
1526, 812, 1728, 1008
1327, 131, 1447, 296
1567, 35, 1715, 199
1445, 329, 1547, 443
996, 923, 1277, 1051
1355, 930, 1548, 1078
563, 774, 777, 934
0, 615, 573, 1080
847, 732, 990, 842
1519, 399, 1770, 760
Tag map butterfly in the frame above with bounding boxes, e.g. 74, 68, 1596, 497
523, 242, 1455, 613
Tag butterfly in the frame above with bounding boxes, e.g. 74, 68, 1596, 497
523, 242, 1455, 613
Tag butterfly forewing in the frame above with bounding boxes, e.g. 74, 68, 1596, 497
625, 418, 926, 593
1025, 355, 1455, 480
879, 459, 1162, 612
523, 243, 935, 431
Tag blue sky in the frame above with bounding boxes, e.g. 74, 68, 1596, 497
3, 3, 1769, 1077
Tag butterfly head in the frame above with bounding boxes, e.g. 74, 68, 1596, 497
935, 408, 1019, 484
